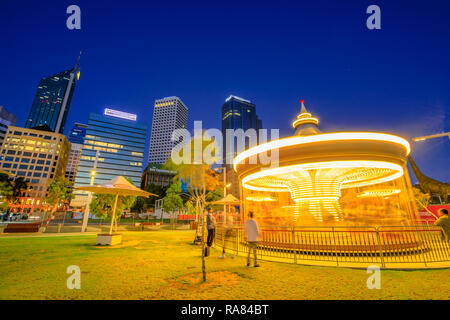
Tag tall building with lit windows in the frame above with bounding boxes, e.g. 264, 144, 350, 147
0, 126, 70, 213
221, 95, 262, 199
71, 109, 147, 207
148, 96, 188, 165
221, 95, 262, 166
24, 64, 80, 134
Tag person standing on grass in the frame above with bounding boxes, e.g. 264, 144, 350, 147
434, 208, 450, 241
245, 211, 260, 267
205, 208, 216, 256
219, 211, 235, 259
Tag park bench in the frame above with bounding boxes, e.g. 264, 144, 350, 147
135, 222, 162, 231
4, 222, 41, 233
142, 222, 162, 226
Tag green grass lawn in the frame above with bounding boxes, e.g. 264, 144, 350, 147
0, 230, 448, 300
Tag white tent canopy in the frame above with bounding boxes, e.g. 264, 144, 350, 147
76, 176, 156, 234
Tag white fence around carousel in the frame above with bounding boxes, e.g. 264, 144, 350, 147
214, 224, 450, 268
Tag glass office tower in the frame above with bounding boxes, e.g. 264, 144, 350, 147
221, 95, 262, 166
71, 109, 147, 207
25, 67, 80, 134
221, 95, 262, 199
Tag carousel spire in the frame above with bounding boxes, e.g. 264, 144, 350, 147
292, 99, 321, 136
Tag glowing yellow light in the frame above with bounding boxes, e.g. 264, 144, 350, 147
241, 160, 404, 222
226, 183, 232, 188
292, 117, 319, 128
357, 189, 401, 198
246, 195, 276, 202
241, 160, 403, 192
233, 132, 411, 171
90, 170, 96, 176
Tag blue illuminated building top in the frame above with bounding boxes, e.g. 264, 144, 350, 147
68, 122, 87, 144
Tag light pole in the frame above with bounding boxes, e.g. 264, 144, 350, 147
81, 150, 100, 232
222, 166, 232, 222
223, 166, 226, 215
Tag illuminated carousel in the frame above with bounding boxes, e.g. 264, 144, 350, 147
221, 100, 442, 263
234, 100, 418, 227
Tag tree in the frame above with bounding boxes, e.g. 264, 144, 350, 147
12, 177, 29, 204
162, 180, 184, 226
131, 183, 167, 213
0, 180, 13, 212
43, 176, 74, 230
206, 186, 224, 211
89, 177, 136, 231
0, 173, 13, 204
165, 135, 221, 281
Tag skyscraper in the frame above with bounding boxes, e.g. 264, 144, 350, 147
221, 95, 262, 199
148, 96, 188, 165
0, 106, 18, 146
71, 109, 147, 207
25, 59, 80, 134
221, 95, 262, 165
65, 123, 88, 184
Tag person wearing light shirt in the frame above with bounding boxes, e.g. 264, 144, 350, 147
434, 208, 450, 241
245, 211, 260, 267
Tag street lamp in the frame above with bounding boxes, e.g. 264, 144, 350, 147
81, 150, 100, 232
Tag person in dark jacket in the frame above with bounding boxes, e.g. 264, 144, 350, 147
205, 208, 216, 256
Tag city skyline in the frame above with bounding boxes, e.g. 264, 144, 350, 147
0, 0, 448, 183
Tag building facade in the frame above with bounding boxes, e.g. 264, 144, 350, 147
65, 143, 83, 184
221, 95, 262, 199
0, 126, 70, 213
71, 109, 147, 207
141, 164, 176, 189
221, 95, 262, 166
148, 96, 188, 165
0, 106, 18, 146
68, 122, 87, 144
25, 67, 80, 134
65, 123, 87, 184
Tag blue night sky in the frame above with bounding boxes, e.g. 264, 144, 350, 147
0, 0, 449, 183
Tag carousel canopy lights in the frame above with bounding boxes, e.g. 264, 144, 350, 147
233, 132, 411, 171
357, 189, 401, 198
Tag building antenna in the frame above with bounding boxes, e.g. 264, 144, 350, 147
75, 50, 82, 69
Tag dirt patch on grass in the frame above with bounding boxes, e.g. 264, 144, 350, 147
94, 240, 142, 249
169, 271, 241, 290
